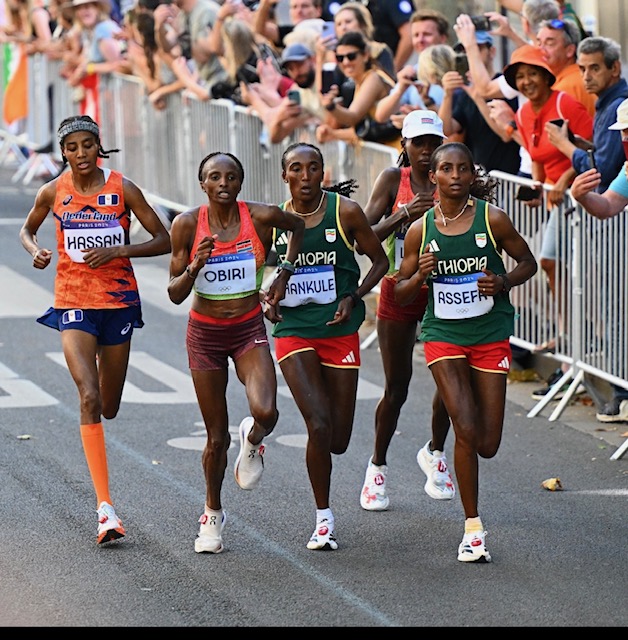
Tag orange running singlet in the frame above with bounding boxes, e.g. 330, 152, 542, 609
51, 169, 139, 309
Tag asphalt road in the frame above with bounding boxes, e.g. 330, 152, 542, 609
0, 165, 626, 627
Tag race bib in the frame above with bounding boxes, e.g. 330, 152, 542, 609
63, 220, 124, 263
195, 251, 256, 296
433, 272, 494, 320
280, 264, 336, 307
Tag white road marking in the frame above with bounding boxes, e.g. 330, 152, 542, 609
0, 266, 53, 317
0, 362, 58, 407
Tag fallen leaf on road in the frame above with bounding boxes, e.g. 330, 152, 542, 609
541, 477, 563, 491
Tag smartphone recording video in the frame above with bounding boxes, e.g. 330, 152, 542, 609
549, 118, 576, 143
287, 89, 301, 105
321, 21, 337, 49
516, 185, 542, 202
455, 53, 470, 84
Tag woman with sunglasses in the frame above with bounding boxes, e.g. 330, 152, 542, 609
317, 2, 395, 84
316, 31, 400, 149
359, 111, 455, 511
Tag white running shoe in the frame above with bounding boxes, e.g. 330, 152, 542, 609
234, 417, 265, 490
417, 441, 455, 500
457, 530, 491, 563
360, 457, 389, 511
306, 518, 338, 550
195, 510, 226, 554
97, 501, 125, 545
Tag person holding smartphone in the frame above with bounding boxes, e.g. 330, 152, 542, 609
501, 44, 592, 365
534, 36, 627, 403
546, 36, 628, 194
571, 104, 628, 422
438, 28, 521, 175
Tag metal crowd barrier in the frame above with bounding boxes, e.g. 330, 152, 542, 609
2, 51, 626, 460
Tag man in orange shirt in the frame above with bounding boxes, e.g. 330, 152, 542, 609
536, 17, 596, 117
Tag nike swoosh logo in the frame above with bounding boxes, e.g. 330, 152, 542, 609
254, 339, 267, 344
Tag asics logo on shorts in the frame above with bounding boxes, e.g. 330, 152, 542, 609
120, 322, 132, 336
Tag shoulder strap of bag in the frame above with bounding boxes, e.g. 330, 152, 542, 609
557, 91, 565, 121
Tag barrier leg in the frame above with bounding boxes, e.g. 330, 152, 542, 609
548, 368, 585, 422
360, 328, 379, 350
527, 367, 574, 418
610, 439, 628, 461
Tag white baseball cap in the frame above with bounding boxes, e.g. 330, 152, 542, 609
608, 98, 628, 130
402, 110, 447, 139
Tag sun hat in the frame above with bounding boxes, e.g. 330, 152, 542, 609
281, 43, 314, 67
453, 30, 494, 53
402, 110, 447, 139
608, 98, 628, 131
66, 0, 111, 11
502, 44, 556, 90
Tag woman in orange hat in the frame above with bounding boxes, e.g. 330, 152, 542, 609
503, 43, 593, 202
503, 43, 592, 359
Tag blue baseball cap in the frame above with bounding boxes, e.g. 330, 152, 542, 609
453, 31, 494, 53
281, 43, 314, 67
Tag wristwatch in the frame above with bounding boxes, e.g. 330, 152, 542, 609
499, 274, 512, 294
277, 260, 296, 276
505, 121, 517, 137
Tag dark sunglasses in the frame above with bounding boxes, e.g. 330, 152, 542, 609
336, 51, 360, 63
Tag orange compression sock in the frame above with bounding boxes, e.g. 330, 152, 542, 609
80, 422, 112, 508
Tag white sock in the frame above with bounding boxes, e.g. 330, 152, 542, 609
316, 508, 333, 524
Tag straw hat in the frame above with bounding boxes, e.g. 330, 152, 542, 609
65, 0, 111, 12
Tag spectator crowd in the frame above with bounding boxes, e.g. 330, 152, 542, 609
4, 0, 628, 559
2, 0, 628, 419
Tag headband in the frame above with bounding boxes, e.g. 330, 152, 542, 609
57, 119, 100, 145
